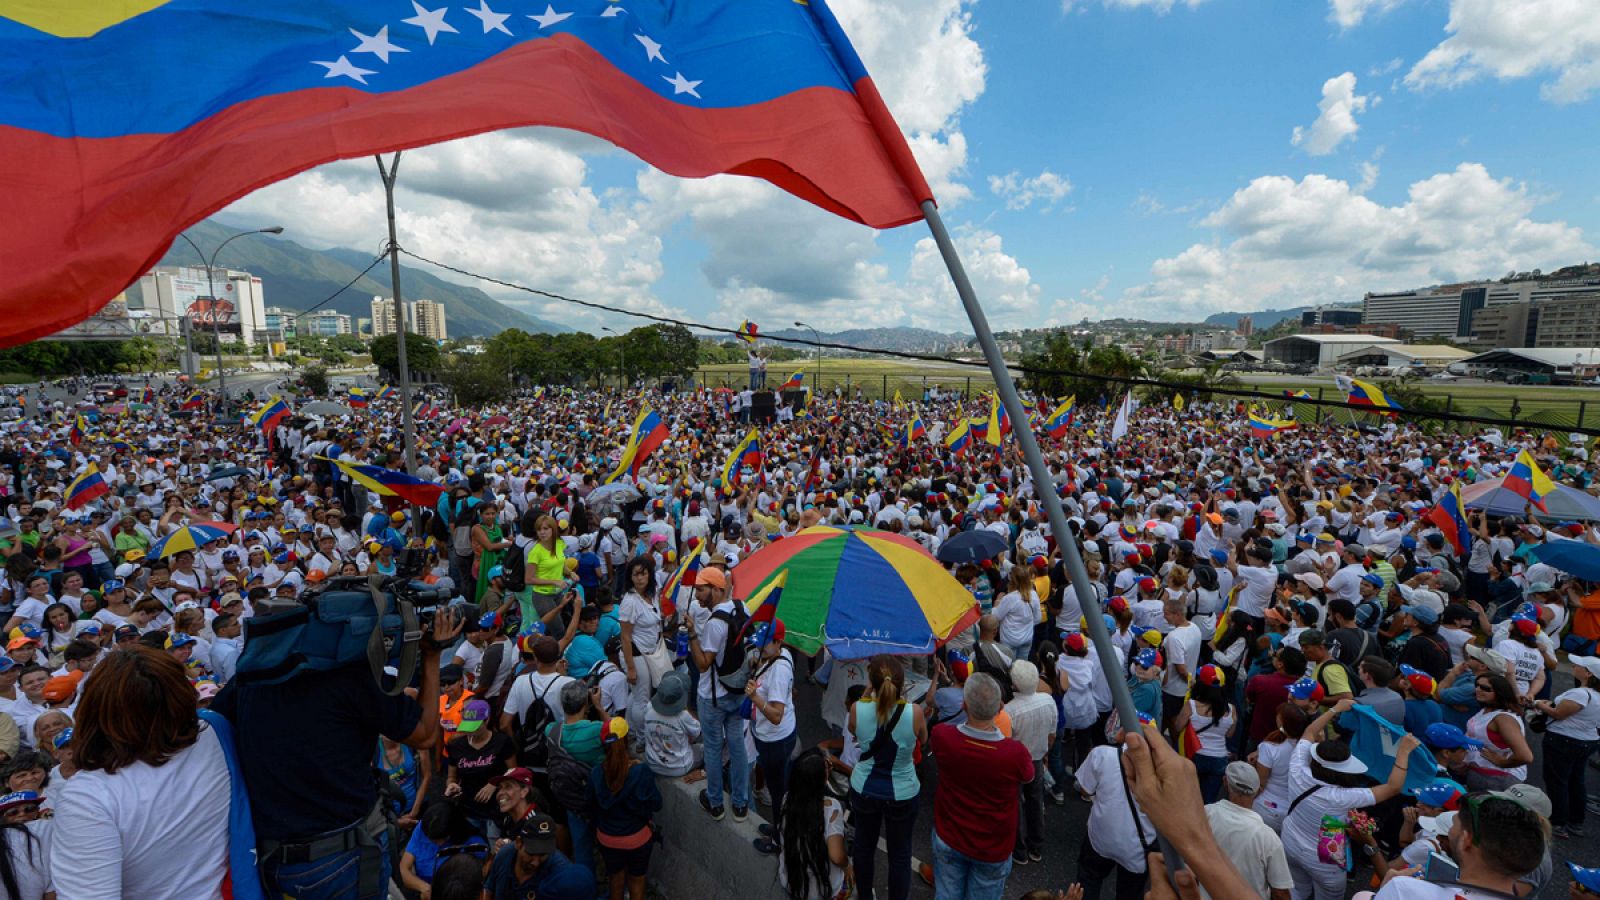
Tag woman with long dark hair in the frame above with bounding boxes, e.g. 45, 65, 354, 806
587, 717, 660, 900
50, 646, 230, 897
0, 792, 48, 900
1171, 664, 1235, 803
847, 655, 925, 900
1463, 672, 1533, 792
778, 750, 849, 900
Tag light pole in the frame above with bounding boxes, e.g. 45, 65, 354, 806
176, 226, 283, 411
794, 320, 821, 393
602, 326, 625, 388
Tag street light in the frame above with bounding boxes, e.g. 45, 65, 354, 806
794, 320, 822, 393
175, 226, 284, 411
602, 326, 625, 388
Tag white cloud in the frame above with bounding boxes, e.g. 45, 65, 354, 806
223, 128, 673, 331
1122, 163, 1592, 319
1406, 0, 1600, 103
1291, 73, 1370, 156
1329, 0, 1402, 29
1356, 161, 1380, 193
988, 170, 1074, 211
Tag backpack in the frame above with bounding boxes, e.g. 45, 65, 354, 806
514, 675, 562, 771
710, 603, 753, 693
500, 541, 527, 593
546, 719, 594, 816
1316, 658, 1364, 698
234, 578, 423, 697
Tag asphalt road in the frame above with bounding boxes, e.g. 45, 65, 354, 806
778, 666, 1600, 900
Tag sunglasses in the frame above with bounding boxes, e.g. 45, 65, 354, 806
1474, 683, 1493, 691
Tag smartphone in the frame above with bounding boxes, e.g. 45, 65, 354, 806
1423, 851, 1460, 884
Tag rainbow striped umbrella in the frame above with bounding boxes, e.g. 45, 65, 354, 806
732, 526, 979, 659
147, 522, 236, 559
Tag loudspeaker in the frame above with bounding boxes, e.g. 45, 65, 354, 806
751, 391, 777, 424
781, 389, 808, 409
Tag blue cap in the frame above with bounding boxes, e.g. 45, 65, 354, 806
166, 633, 196, 650
476, 611, 499, 631
101, 578, 125, 592
1400, 604, 1440, 625
487, 565, 505, 580
78, 622, 101, 635
1209, 548, 1228, 563
52, 728, 73, 750
1569, 864, 1600, 893
0, 791, 40, 812
1400, 535, 1418, 550
1411, 778, 1465, 809
1361, 573, 1384, 588
16, 625, 41, 641
0, 655, 16, 674
1134, 648, 1161, 668
1424, 722, 1483, 751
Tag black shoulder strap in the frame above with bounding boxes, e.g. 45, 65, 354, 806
1286, 784, 1323, 817
1115, 748, 1155, 852
859, 702, 907, 763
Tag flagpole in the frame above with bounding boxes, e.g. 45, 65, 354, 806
377, 153, 423, 540
920, 201, 1184, 868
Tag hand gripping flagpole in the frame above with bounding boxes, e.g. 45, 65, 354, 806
920, 200, 1185, 875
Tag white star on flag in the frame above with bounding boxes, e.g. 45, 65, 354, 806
528, 4, 573, 28
313, 55, 378, 84
601, 5, 626, 16
349, 26, 407, 63
465, 0, 513, 35
401, 1, 458, 45
663, 71, 701, 97
635, 33, 665, 63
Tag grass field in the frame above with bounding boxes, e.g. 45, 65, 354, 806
696, 359, 1600, 430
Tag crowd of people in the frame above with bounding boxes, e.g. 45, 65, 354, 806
0, 374, 1596, 900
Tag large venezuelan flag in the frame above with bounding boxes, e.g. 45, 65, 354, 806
1503, 449, 1555, 511
0, 0, 933, 345
1425, 480, 1471, 555
605, 406, 667, 483
320, 456, 445, 506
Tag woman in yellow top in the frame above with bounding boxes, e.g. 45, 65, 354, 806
523, 514, 568, 629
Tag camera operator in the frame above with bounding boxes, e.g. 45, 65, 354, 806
211, 599, 464, 899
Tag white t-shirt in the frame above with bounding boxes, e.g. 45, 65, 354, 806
993, 590, 1037, 648
777, 795, 846, 900
695, 600, 735, 702
1202, 800, 1292, 900
750, 650, 797, 742
1233, 565, 1278, 618
618, 591, 663, 652
51, 723, 229, 899
1281, 740, 1376, 874
1077, 745, 1153, 873
502, 670, 575, 724
1549, 686, 1600, 741
1492, 640, 1543, 696
1253, 739, 1294, 831
11, 597, 48, 630
1163, 622, 1201, 696
644, 708, 701, 776
4, 820, 51, 899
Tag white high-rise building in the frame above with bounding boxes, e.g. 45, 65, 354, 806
371, 296, 447, 341
133, 266, 268, 346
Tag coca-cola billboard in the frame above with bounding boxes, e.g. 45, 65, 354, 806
188, 296, 240, 333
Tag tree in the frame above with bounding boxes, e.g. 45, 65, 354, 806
1020, 332, 1147, 404
440, 354, 513, 406
300, 365, 330, 397
370, 332, 440, 377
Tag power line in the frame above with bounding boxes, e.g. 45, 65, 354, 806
295, 251, 391, 316
396, 247, 1600, 437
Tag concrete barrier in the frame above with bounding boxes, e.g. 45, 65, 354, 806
649, 774, 781, 900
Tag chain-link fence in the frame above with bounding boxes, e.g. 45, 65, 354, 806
694, 367, 1000, 402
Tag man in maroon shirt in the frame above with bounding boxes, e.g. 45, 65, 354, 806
928, 672, 1034, 900
1244, 646, 1305, 748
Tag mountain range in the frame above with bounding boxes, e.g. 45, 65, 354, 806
764, 326, 969, 352
135, 219, 568, 337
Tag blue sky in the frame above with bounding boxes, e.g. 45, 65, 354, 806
227, 0, 1600, 333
